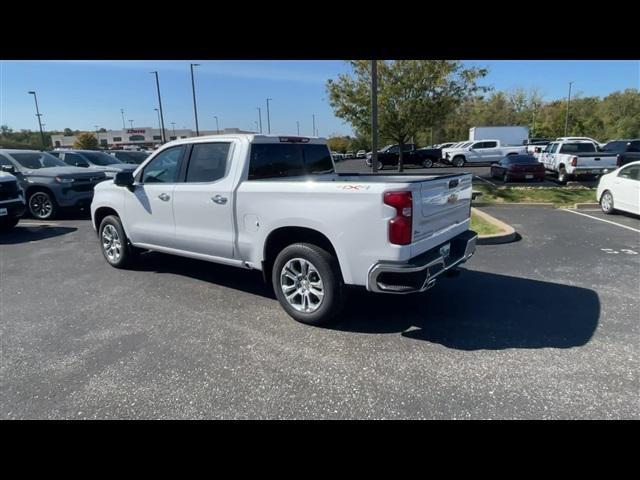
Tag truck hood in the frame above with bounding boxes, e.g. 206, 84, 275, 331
93, 163, 137, 173
22, 166, 107, 180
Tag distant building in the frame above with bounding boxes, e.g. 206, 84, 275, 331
50, 127, 257, 149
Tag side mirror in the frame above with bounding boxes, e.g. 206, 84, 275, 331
1, 165, 16, 174
114, 171, 134, 187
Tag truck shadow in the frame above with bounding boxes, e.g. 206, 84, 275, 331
334, 269, 600, 350
0, 224, 78, 245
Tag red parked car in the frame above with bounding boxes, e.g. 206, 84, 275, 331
490, 155, 545, 183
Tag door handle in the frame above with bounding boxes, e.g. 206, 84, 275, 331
211, 195, 227, 205
158, 193, 170, 201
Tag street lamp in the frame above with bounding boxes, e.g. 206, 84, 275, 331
120, 108, 126, 129
564, 81, 574, 137
312, 114, 316, 137
213, 115, 220, 134
150, 71, 167, 143
255, 121, 259, 132
95, 125, 100, 146
27, 91, 46, 149
154, 108, 162, 135
171, 122, 176, 138
266, 98, 272, 134
257, 107, 263, 133
297, 121, 300, 136
190, 63, 200, 136
129, 120, 134, 129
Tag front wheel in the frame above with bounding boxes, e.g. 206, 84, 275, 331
600, 190, 615, 214
422, 158, 434, 168
452, 156, 465, 168
28, 190, 57, 220
99, 215, 138, 268
272, 243, 345, 326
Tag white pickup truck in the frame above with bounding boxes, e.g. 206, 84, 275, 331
91, 134, 477, 325
539, 140, 618, 184
443, 139, 527, 167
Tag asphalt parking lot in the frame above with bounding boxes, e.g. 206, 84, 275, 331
335, 158, 599, 187
1, 206, 638, 419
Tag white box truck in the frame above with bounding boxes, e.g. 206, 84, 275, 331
469, 126, 529, 146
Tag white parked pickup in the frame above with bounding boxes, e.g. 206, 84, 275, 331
91, 134, 477, 325
443, 139, 527, 167
539, 140, 618, 184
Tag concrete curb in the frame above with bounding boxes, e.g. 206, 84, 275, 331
472, 202, 555, 208
472, 207, 518, 245
574, 202, 600, 210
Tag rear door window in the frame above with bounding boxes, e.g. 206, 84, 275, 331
560, 143, 596, 153
185, 143, 231, 183
248, 143, 334, 180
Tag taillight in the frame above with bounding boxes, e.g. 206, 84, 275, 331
571, 156, 578, 167
384, 191, 413, 245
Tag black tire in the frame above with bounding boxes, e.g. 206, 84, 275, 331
452, 156, 465, 167
557, 167, 569, 185
377, 161, 384, 171
271, 242, 345, 326
422, 158, 434, 168
98, 215, 138, 268
0, 216, 20, 232
28, 190, 58, 220
600, 190, 615, 214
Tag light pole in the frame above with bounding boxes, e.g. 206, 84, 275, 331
257, 107, 263, 133
95, 125, 100, 146
129, 120, 134, 129
151, 71, 167, 143
120, 108, 126, 129
27, 91, 46, 149
255, 121, 259, 132
266, 98, 272, 134
371, 60, 379, 173
564, 81, 574, 137
190, 63, 200, 136
154, 108, 162, 134
213, 115, 220, 134
312, 114, 316, 137
297, 121, 300, 136
171, 122, 176, 138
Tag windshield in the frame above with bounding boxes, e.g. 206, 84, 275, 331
82, 151, 122, 166
458, 142, 472, 148
10, 152, 67, 169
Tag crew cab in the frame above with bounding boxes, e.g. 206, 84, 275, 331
365, 144, 442, 169
91, 135, 477, 326
539, 140, 618, 184
600, 139, 640, 168
443, 140, 527, 167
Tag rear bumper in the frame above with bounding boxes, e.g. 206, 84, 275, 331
570, 167, 614, 176
0, 199, 26, 218
367, 230, 477, 294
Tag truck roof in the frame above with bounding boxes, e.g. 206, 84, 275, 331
162, 134, 327, 147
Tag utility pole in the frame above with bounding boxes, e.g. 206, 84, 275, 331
564, 81, 574, 137
151, 71, 167, 143
266, 98, 272, 134
28, 91, 46, 149
257, 107, 263, 133
371, 60, 379, 173
190, 63, 200, 136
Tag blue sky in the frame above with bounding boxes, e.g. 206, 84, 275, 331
1, 60, 638, 136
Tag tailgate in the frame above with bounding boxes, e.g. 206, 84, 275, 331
411, 174, 472, 255
575, 154, 617, 168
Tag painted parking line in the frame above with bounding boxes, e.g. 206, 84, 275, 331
560, 209, 640, 233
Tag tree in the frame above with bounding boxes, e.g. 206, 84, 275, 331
327, 60, 488, 171
74, 132, 98, 149
63, 128, 74, 136
327, 135, 351, 153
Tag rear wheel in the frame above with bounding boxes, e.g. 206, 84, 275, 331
28, 190, 57, 220
503, 171, 510, 183
600, 190, 615, 214
272, 243, 344, 326
557, 167, 569, 185
376, 160, 383, 170
422, 158, 434, 168
452, 156, 465, 168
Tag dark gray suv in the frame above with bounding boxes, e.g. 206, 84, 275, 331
0, 149, 106, 220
